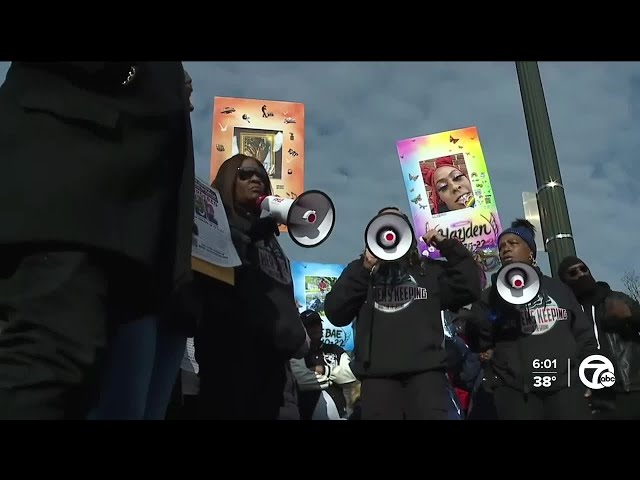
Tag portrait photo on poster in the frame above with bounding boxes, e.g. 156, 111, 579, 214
233, 126, 284, 180
291, 261, 355, 352
396, 126, 503, 268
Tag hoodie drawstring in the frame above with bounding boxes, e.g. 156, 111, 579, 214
581, 304, 600, 350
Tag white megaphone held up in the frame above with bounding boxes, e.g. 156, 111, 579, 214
495, 261, 540, 305
257, 190, 335, 248
364, 211, 415, 262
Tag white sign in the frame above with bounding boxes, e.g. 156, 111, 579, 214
192, 177, 241, 268
579, 354, 616, 390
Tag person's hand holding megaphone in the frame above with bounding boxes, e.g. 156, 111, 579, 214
363, 248, 378, 272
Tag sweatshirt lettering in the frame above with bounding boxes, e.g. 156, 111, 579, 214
521, 305, 568, 335
373, 282, 429, 313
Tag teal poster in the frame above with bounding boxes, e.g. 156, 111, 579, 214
291, 261, 354, 352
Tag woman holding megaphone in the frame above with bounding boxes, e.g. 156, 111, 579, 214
193, 154, 309, 420
324, 207, 482, 420
465, 219, 598, 420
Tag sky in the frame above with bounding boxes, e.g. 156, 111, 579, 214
1, 61, 637, 292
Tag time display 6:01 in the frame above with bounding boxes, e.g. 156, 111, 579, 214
532, 359, 557, 369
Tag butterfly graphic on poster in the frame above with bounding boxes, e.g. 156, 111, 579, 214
411, 194, 422, 204
450, 135, 459, 144
409, 173, 419, 181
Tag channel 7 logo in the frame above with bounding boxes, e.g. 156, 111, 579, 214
578, 354, 616, 390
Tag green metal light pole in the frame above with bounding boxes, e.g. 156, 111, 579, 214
515, 61, 576, 277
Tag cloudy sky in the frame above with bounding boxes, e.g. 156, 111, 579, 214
1, 62, 637, 292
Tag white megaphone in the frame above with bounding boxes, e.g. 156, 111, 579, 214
364, 211, 415, 261
257, 190, 335, 248
495, 262, 540, 305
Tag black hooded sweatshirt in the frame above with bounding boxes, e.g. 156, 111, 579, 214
196, 211, 307, 360
324, 239, 481, 378
574, 281, 640, 394
467, 269, 599, 393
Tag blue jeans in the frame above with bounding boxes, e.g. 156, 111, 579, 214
87, 315, 187, 420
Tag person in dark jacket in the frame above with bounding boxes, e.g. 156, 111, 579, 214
324, 207, 481, 420
279, 361, 301, 420
88, 68, 196, 421
0, 62, 195, 420
466, 219, 598, 420
194, 154, 309, 420
558, 255, 640, 420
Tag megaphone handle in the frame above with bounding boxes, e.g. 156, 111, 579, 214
363, 249, 378, 272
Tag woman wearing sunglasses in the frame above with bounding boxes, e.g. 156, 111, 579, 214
193, 154, 309, 420
465, 219, 598, 420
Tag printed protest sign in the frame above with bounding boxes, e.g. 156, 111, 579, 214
211, 97, 305, 233
292, 261, 354, 352
396, 126, 502, 270
191, 177, 241, 285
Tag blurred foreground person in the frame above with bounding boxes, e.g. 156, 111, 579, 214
293, 310, 356, 420
88, 68, 196, 420
324, 207, 481, 420
0, 62, 194, 419
559, 256, 640, 420
466, 219, 598, 420
194, 154, 308, 420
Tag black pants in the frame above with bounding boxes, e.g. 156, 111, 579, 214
493, 385, 592, 420
166, 394, 200, 420
165, 370, 201, 420
467, 384, 498, 420
0, 248, 159, 420
196, 333, 286, 420
0, 250, 111, 419
197, 362, 285, 420
593, 391, 640, 420
194, 278, 288, 420
360, 371, 449, 420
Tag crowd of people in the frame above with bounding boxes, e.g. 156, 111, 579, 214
0, 61, 638, 420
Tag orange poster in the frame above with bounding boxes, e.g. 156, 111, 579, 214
211, 97, 305, 232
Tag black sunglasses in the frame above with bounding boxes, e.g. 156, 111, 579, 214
237, 166, 267, 182
567, 265, 589, 277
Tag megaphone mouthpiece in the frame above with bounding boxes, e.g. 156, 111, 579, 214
378, 229, 398, 248
507, 269, 526, 289
495, 262, 541, 306
302, 210, 317, 224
